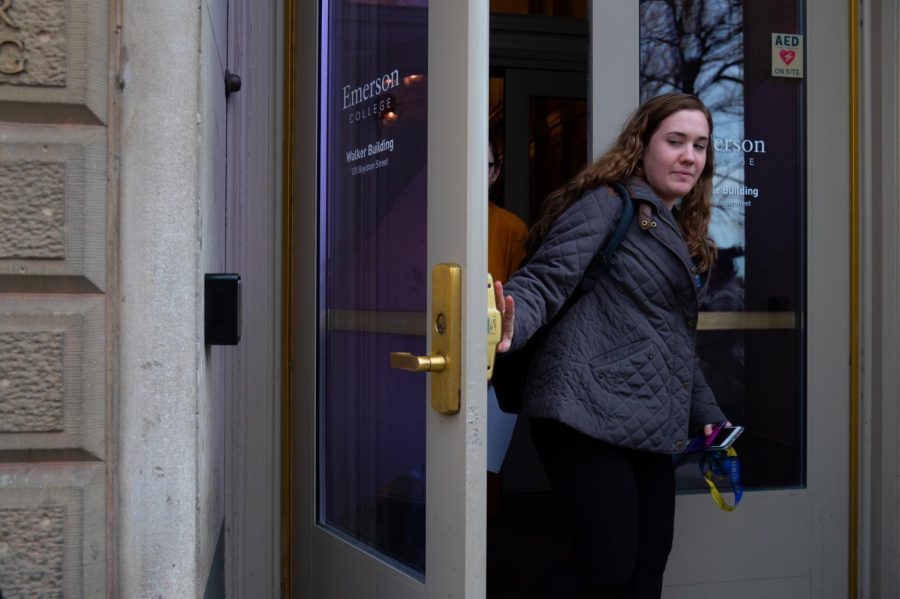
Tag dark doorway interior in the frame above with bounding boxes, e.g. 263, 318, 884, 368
486, 10, 589, 598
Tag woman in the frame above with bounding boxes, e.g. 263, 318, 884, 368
494, 93, 729, 598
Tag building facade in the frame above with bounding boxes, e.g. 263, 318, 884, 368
0, 0, 898, 597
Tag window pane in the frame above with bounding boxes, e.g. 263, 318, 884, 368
528, 96, 587, 220
489, 0, 586, 18
319, 0, 429, 575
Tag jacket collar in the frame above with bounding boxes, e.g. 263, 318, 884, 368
622, 176, 699, 278
622, 176, 679, 229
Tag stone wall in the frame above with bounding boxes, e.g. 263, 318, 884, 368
0, 0, 111, 596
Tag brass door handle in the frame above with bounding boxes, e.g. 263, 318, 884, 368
390, 352, 447, 372
389, 263, 461, 414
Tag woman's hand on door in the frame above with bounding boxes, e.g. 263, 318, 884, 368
494, 280, 515, 353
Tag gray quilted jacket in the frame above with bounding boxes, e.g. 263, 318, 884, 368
504, 177, 726, 454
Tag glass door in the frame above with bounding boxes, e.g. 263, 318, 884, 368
503, 69, 587, 224
290, 0, 489, 597
594, 2, 850, 596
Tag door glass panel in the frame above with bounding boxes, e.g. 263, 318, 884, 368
528, 97, 587, 221
489, 0, 586, 18
319, 0, 429, 575
640, 0, 806, 490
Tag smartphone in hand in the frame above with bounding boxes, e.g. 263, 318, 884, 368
707, 424, 744, 450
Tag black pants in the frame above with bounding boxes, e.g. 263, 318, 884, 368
529, 418, 675, 599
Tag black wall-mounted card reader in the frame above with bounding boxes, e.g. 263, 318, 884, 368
205, 273, 241, 345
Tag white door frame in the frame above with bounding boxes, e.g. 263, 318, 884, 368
859, 0, 900, 597
223, 0, 285, 596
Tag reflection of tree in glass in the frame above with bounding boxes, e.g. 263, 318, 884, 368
640, 0, 746, 260
639, 0, 744, 116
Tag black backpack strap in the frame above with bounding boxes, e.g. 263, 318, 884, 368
581, 182, 634, 292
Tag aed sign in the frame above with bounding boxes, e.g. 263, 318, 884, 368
772, 33, 804, 78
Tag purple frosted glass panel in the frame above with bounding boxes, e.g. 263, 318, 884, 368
319, 0, 428, 575
641, 0, 806, 491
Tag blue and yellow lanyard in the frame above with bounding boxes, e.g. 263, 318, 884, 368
699, 447, 743, 512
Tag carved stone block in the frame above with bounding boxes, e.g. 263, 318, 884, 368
0, 506, 65, 595
0, 0, 66, 87
0, 0, 108, 124
0, 126, 106, 290
0, 331, 64, 432
0, 463, 105, 597
0, 160, 65, 259
0, 296, 104, 455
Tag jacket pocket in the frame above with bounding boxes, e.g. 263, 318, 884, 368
590, 337, 660, 389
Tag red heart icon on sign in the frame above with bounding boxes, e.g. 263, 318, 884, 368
780, 49, 796, 65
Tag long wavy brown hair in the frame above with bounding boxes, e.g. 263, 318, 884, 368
525, 93, 717, 272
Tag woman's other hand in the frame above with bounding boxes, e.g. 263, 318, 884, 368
494, 280, 515, 353
703, 421, 733, 438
